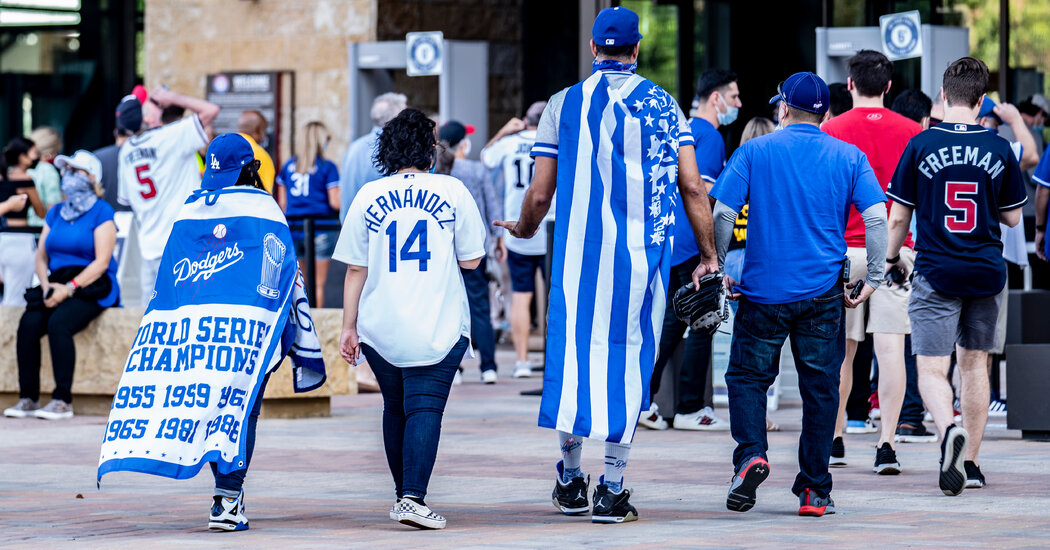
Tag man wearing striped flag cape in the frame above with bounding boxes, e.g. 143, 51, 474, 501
496, 6, 717, 523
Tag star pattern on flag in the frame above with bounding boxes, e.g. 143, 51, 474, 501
656, 181, 667, 196
647, 136, 661, 160
649, 202, 661, 217
643, 113, 654, 127
650, 232, 665, 245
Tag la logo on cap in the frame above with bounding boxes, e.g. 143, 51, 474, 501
210, 154, 220, 170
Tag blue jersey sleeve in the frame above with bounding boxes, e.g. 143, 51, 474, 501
1033, 149, 1050, 188
850, 152, 886, 212
695, 139, 725, 185
275, 159, 293, 188
710, 143, 750, 211
886, 143, 918, 207
998, 150, 1028, 210
323, 160, 340, 190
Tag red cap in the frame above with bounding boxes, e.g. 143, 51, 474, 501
131, 85, 148, 104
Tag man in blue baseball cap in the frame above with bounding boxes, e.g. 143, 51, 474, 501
494, 5, 717, 524
202, 133, 264, 190
709, 71, 888, 516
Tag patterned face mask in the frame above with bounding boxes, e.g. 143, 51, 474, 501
592, 59, 637, 73
59, 171, 98, 222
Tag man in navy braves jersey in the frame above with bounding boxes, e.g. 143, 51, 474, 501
885, 57, 1026, 497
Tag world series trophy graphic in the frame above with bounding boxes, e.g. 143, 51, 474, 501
258, 233, 286, 299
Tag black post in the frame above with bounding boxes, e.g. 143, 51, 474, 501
303, 217, 317, 308
999, 0, 1009, 101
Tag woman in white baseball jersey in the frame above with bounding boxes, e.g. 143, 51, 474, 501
335, 108, 486, 530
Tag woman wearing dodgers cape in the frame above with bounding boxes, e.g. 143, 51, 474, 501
97, 134, 325, 532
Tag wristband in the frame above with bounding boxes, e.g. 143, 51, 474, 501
886, 254, 900, 264
65, 282, 76, 297
70, 279, 79, 289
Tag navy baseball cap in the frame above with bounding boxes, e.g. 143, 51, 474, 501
202, 133, 254, 190
115, 94, 142, 133
438, 120, 475, 147
769, 72, 830, 115
592, 6, 643, 47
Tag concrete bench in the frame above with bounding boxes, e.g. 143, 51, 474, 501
0, 306, 355, 418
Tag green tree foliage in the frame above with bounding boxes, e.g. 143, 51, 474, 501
622, 0, 679, 95
960, 0, 1050, 95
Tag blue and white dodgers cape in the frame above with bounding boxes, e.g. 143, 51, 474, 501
98, 186, 325, 481
536, 70, 691, 444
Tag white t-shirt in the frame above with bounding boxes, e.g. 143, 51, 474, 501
333, 172, 487, 367
480, 129, 551, 256
118, 115, 208, 260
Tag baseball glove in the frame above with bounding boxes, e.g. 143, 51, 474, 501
672, 272, 729, 335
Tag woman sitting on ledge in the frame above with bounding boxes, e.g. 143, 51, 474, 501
4, 150, 119, 421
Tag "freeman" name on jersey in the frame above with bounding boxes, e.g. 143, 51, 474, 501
124, 147, 157, 164
363, 186, 456, 233
918, 145, 1006, 179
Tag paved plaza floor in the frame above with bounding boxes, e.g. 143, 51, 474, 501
2, 349, 1049, 549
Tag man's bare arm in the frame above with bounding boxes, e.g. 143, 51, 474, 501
493, 156, 556, 238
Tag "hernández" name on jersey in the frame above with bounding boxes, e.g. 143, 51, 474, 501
918, 145, 1006, 179
363, 187, 456, 233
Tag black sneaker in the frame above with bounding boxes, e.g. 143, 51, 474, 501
726, 456, 769, 512
798, 488, 836, 516
964, 461, 986, 489
939, 424, 969, 496
895, 422, 938, 443
591, 480, 638, 523
552, 462, 590, 515
830, 436, 847, 467
873, 442, 901, 475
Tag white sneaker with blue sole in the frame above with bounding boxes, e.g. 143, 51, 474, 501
209, 491, 249, 531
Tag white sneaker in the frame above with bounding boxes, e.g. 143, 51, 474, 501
394, 497, 446, 529
209, 491, 249, 531
638, 403, 668, 430
4, 398, 40, 418
34, 399, 73, 420
513, 361, 532, 378
673, 407, 730, 431
481, 370, 498, 384
452, 371, 462, 386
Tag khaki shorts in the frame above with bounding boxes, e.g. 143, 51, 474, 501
844, 247, 914, 342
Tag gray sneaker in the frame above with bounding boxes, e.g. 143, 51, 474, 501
34, 399, 73, 420
3, 398, 40, 418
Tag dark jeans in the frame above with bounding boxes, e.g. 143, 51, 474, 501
727, 284, 844, 497
365, 336, 468, 499
899, 335, 925, 425
650, 255, 713, 414
212, 374, 269, 495
17, 296, 104, 403
847, 337, 873, 421
461, 258, 496, 372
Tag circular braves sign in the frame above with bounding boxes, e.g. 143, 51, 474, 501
884, 16, 919, 58
410, 35, 441, 73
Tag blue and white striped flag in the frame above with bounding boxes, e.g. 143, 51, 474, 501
535, 70, 692, 444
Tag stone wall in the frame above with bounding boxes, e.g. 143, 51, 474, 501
377, 0, 523, 134
144, 0, 377, 165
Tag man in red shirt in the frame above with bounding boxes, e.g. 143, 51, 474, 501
823, 50, 922, 474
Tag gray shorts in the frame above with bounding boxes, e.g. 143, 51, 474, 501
908, 272, 1003, 356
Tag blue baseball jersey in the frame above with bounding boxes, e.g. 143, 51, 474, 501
711, 123, 885, 304
670, 117, 725, 266
887, 123, 1027, 298
1033, 152, 1050, 259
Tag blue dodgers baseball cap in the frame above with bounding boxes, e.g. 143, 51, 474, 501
592, 6, 643, 47
202, 133, 255, 190
978, 96, 1001, 123
769, 72, 830, 114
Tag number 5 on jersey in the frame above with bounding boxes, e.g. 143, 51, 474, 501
136, 164, 157, 200
944, 181, 977, 233
386, 219, 431, 272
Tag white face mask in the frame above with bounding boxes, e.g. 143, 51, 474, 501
459, 137, 472, 157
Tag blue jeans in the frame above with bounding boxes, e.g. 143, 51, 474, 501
727, 284, 844, 497
461, 258, 497, 372
898, 335, 924, 425
365, 336, 468, 499
212, 374, 269, 496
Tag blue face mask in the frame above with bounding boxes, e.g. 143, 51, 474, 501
59, 171, 98, 221
717, 95, 739, 126
592, 59, 637, 73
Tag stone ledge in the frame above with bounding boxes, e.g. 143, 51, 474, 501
0, 306, 353, 418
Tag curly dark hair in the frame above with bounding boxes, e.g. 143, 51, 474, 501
373, 108, 436, 176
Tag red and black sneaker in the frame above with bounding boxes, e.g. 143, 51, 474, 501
798, 488, 836, 517
726, 456, 770, 512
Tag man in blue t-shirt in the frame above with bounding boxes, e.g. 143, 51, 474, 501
1033, 151, 1050, 261
641, 69, 741, 433
710, 72, 887, 517
886, 57, 1026, 497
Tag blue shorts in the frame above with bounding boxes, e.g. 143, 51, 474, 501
507, 250, 546, 293
293, 229, 338, 260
